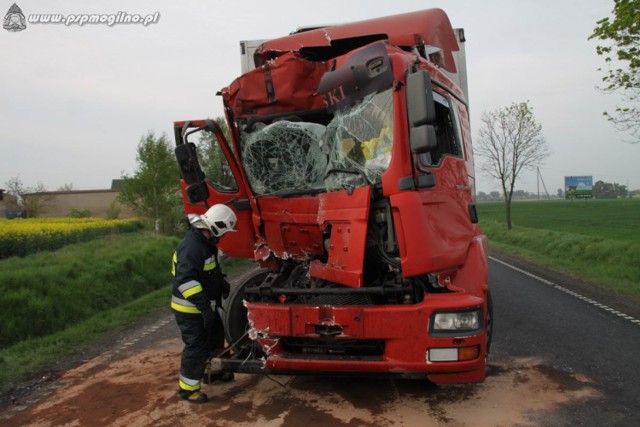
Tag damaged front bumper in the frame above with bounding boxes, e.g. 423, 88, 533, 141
214, 293, 488, 384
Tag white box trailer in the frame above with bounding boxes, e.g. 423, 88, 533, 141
239, 39, 269, 74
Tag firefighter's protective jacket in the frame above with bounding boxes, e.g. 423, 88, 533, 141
171, 228, 223, 314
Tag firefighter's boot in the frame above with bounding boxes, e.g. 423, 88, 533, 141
178, 389, 208, 404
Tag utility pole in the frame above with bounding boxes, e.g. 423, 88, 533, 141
537, 167, 550, 199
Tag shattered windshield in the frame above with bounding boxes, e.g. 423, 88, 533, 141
241, 88, 394, 196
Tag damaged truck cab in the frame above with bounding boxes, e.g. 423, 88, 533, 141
174, 8, 491, 383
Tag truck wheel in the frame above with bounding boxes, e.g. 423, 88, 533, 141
223, 268, 270, 353
486, 290, 493, 356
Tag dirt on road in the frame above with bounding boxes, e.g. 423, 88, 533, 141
0, 308, 598, 427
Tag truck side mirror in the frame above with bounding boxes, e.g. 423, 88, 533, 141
410, 124, 437, 154
406, 70, 436, 126
175, 142, 210, 204
175, 142, 205, 185
185, 182, 210, 204
406, 70, 437, 154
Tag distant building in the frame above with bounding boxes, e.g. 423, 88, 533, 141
21, 180, 135, 218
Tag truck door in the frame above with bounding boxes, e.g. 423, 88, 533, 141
414, 91, 475, 268
174, 120, 257, 259
396, 70, 476, 275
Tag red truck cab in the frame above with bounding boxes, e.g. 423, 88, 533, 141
174, 8, 491, 383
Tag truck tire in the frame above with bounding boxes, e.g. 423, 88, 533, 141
222, 268, 270, 353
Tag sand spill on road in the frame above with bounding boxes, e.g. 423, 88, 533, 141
1, 340, 599, 427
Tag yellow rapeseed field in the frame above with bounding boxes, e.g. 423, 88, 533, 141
0, 217, 136, 234
0, 218, 142, 258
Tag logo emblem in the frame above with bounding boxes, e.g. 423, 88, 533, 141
3, 3, 26, 32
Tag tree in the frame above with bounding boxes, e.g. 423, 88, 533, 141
4, 175, 52, 217
57, 183, 75, 191
118, 132, 182, 234
593, 180, 628, 198
589, 0, 640, 143
4, 176, 25, 215
475, 102, 550, 229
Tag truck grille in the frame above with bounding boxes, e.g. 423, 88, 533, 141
281, 337, 384, 357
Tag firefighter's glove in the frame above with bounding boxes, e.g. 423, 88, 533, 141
202, 308, 216, 330
187, 292, 212, 314
221, 279, 231, 300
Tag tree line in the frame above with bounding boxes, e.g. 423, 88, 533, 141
592, 180, 629, 198
477, 181, 631, 203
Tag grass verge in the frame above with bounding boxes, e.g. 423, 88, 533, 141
0, 284, 170, 394
0, 233, 180, 348
0, 257, 252, 394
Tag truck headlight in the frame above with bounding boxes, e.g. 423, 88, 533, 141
432, 310, 480, 332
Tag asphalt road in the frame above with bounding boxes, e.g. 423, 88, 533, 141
488, 254, 640, 425
2, 254, 639, 426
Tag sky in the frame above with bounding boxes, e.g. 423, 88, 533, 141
1, 0, 638, 195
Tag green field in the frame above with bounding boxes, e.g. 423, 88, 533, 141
477, 198, 640, 297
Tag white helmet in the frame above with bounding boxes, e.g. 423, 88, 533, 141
194, 204, 237, 237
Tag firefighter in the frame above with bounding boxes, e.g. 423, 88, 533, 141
171, 204, 237, 403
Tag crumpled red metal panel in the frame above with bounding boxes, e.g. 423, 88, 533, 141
256, 195, 324, 259
257, 9, 459, 73
223, 52, 329, 118
309, 186, 371, 287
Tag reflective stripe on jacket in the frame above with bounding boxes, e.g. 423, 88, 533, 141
171, 228, 221, 315
172, 253, 217, 276
170, 296, 216, 314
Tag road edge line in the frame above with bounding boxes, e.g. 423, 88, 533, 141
489, 256, 640, 327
